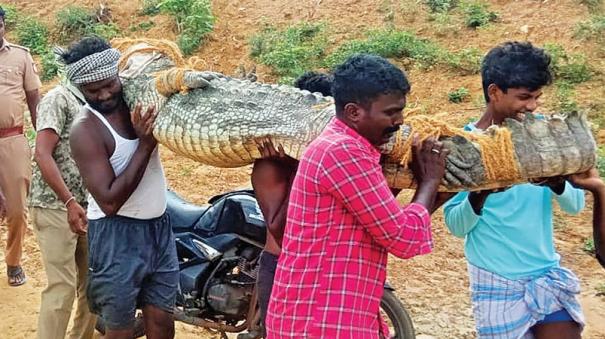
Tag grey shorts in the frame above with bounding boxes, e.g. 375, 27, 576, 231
87, 213, 179, 330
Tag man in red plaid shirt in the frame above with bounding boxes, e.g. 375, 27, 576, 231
264, 54, 448, 338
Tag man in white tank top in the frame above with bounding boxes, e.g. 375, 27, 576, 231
68, 37, 177, 339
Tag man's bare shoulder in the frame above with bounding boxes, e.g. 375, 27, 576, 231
70, 108, 99, 143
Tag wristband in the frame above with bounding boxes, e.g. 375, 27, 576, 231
64, 196, 76, 207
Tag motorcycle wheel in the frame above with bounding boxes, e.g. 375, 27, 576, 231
380, 289, 415, 339
95, 313, 146, 338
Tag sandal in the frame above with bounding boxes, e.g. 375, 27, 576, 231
7, 265, 27, 287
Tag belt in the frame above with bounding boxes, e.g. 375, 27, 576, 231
0, 126, 24, 138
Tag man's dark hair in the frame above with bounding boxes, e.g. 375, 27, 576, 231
481, 41, 552, 102
60, 36, 111, 65
0, 6, 5, 22
294, 71, 333, 97
331, 54, 410, 115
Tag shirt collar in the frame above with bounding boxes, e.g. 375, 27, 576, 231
0, 39, 10, 53
329, 117, 381, 160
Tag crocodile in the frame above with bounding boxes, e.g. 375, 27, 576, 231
116, 40, 597, 192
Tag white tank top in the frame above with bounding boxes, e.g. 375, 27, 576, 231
86, 104, 167, 220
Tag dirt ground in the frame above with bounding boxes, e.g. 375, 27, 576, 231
1, 0, 604, 338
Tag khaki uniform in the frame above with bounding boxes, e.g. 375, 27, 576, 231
0, 39, 41, 266
30, 84, 96, 339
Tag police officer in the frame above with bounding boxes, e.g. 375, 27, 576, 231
0, 6, 41, 286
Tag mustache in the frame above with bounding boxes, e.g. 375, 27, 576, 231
383, 125, 400, 135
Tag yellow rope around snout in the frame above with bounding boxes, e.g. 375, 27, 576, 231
392, 114, 522, 182
112, 38, 208, 97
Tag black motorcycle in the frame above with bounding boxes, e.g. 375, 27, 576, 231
97, 189, 415, 338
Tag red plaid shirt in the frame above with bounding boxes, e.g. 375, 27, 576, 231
266, 118, 433, 338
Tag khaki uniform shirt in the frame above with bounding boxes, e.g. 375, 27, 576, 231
29, 84, 88, 210
0, 39, 41, 129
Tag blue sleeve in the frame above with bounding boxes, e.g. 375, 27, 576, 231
443, 192, 481, 238
554, 181, 585, 215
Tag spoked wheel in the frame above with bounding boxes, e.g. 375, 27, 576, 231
380, 289, 415, 339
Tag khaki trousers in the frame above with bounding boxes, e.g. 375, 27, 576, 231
0, 134, 31, 266
31, 208, 96, 339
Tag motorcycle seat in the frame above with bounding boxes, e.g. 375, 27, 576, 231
166, 190, 210, 227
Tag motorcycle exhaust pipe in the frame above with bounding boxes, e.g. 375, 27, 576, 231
174, 309, 249, 333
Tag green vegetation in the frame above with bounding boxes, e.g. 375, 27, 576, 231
545, 44, 592, 84
250, 23, 327, 83
140, 0, 162, 16
15, 18, 49, 55
40, 51, 59, 81
0, 3, 20, 28
130, 21, 155, 32
448, 87, 470, 103
579, 0, 603, 11
55, 6, 96, 41
324, 30, 482, 74
584, 237, 596, 253
55, 6, 121, 42
425, 0, 457, 13
574, 15, 605, 42
554, 82, 579, 112
160, 0, 215, 55
461, 1, 498, 28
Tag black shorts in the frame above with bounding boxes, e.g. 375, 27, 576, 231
87, 213, 179, 330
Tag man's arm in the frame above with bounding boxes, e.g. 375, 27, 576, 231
252, 159, 292, 244
25, 89, 39, 129
35, 130, 87, 234
70, 104, 158, 216
568, 168, 605, 269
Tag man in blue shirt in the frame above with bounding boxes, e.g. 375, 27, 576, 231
444, 41, 588, 339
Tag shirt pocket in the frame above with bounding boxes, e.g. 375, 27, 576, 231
0, 65, 24, 86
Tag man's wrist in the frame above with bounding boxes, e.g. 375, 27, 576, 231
64, 196, 76, 207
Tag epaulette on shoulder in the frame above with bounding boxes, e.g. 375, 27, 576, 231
7, 43, 31, 53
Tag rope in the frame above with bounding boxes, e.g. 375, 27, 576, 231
392, 115, 521, 182
155, 68, 189, 96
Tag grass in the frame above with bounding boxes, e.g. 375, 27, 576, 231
574, 15, 605, 43
448, 87, 470, 103
0, 3, 20, 29
584, 237, 596, 254
160, 0, 215, 55
15, 17, 49, 55
545, 44, 592, 84
579, 0, 603, 11
55, 5, 96, 41
461, 1, 498, 28
425, 0, 458, 12
40, 50, 59, 81
323, 29, 482, 74
250, 23, 327, 83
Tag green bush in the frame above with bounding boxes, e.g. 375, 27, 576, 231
446, 47, 483, 74
40, 50, 59, 81
0, 3, 20, 28
55, 6, 95, 41
544, 44, 592, 84
324, 30, 443, 68
160, 0, 214, 55
250, 23, 326, 82
574, 15, 605, 42
91, 22, 121, 40
554, 81, 579, 112
15, 18, 49, 55
323, 29, 481, 74
140, 0, 162, 15
448, 87, 470, 103
462, 1, 498, 28
425, 0, 457, 12
579, 0, 603, 11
